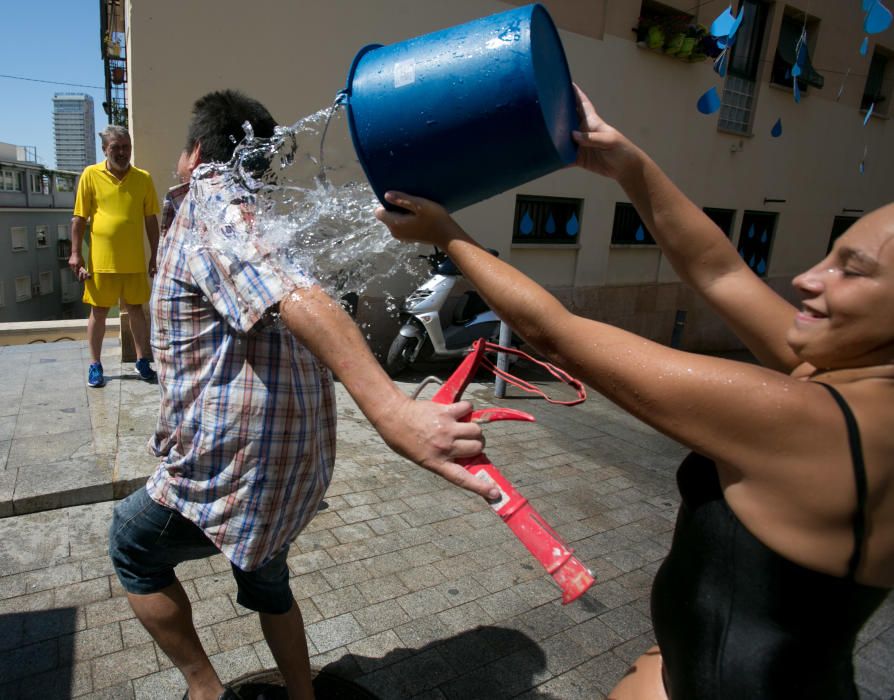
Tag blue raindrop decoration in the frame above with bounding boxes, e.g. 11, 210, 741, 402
545, 214, 556, 235
635, 225, 646, 242
566, 213, 579, 237
760, 229, 767, 244
864, 102, 875, 125
865, 1, 893, 34
711, 6, 744, 48
749, 254, 756, 268
771, 118, 783, 137
863, 0, 875, 10
714, 50, 729, 77
747, 224, 755, 239
519, 211, 534, 236
757, 258, 767, 275
709, 6, 743, 80
860, 36, 870, 55
697, 87, 722, 114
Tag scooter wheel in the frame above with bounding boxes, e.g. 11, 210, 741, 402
385, 334, 415, 377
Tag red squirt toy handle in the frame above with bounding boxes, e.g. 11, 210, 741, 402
431, 341, 595, 604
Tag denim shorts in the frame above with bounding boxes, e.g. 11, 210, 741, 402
109, 487, 293, 614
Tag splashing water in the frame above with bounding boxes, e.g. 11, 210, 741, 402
189, 100, 425, 305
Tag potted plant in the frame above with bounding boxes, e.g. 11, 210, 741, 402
633, 15, 666, 50
663, 15, 690, 56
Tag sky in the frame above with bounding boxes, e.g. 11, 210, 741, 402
2, 1, 107, 168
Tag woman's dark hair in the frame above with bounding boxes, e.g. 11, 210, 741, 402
185, 90, 277, 163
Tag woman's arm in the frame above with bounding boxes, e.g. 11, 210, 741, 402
572, 86, 800, 371
375, 194, 821, 474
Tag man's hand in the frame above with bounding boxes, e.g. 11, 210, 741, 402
68, 253, 89, 281
373, 395, 500, 500
279, 286, 499, 501
572, 83, 641, 180
374, 192, 460, 247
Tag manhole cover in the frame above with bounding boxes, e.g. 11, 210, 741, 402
228, 668, 378, 700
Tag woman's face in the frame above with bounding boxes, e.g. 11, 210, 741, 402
787, 204, 894, 369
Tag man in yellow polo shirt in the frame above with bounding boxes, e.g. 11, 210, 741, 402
70, 125, 160, 388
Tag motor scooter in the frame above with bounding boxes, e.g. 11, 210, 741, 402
385, 247, 513, 377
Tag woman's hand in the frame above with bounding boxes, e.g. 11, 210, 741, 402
572, 84, 641, 181
375, 192, 461, 247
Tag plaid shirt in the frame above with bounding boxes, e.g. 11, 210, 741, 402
147, 167, 336, 571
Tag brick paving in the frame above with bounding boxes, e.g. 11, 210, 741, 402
0, 340, 891, 699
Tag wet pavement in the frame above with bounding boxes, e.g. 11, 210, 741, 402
0, 340, 891, 699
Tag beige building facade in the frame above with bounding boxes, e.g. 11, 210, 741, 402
122, 0, 894, 353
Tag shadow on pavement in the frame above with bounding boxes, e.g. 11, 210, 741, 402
230, 625, 553, 700
0, 608, 78, 698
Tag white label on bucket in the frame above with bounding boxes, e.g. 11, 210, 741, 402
393, 60, 416, 88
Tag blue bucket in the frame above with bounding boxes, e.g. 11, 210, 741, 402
344, 3, 577, 213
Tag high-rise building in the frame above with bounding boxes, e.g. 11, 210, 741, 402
53, 94, 96, 173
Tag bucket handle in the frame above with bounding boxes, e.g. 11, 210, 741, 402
342, 43, 384, 101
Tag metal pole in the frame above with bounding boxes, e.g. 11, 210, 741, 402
494, 320, 512, 398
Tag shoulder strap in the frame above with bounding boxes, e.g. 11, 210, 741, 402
816, 382, 868, 580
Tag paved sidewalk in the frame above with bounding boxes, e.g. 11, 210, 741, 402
0, 341, 891, 699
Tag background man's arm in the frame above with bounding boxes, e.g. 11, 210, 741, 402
279, 285, 499, 500
145, 215, 160, 276
68, 216, 88, 281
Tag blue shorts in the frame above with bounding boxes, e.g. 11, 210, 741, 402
109, 487, 293, 615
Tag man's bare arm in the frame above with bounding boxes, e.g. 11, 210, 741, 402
279, 285, 499, 500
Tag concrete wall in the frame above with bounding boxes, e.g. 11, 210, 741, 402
0, 209, 89, 323
125, 0, 894, 354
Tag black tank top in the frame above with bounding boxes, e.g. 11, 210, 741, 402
651, 383, 889, 699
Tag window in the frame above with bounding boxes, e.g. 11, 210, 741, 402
28, 172, 49, 194
771, 11, 824, 92
703, 207, 736, 237
718, 0, 770, 134
862, 48, 892, 116
57, 223, 69, 240
15, 276, 32, 302
736, 211, 777, 277
35, 225, 49, 248
512, 195, 582, 244
39, 271, 54, 295
1, 169, 24, 192
11, 227, 28, 252
611, 202, 656, 245
827, 215, 859, 253
54, 174, 74, 192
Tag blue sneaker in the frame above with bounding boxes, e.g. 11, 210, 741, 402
135, 358, 157, 382
87, 362, 105, 388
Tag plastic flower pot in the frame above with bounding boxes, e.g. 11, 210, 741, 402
664, 33, 685, 56
677, 37, 696, 59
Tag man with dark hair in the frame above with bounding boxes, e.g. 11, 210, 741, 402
70, 125, 160, 387
109, 90, 495, 700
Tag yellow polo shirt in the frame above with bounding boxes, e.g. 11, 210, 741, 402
73, 163, 160, 273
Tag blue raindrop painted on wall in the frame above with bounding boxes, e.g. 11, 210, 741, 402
748, 224, 755, 239
520, 212, 534, 235
635, 225, 646, 242
749, 254, 756, 268
760, 229, 767, 243
566, 213, 580, 236
545, 214, 556, 235
757, 258, 767, 275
